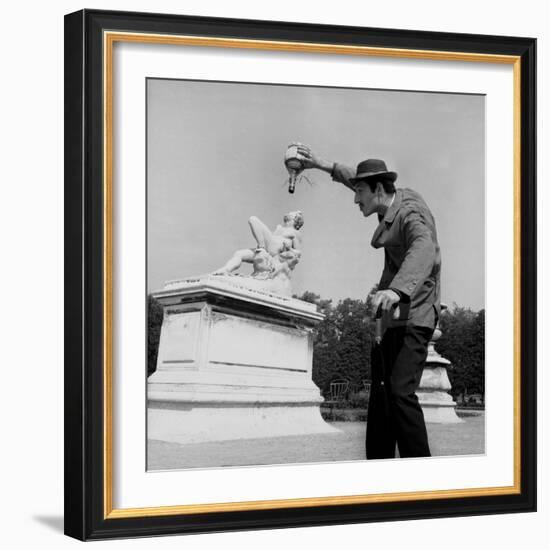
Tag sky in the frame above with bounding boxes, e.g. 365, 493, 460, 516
147, 78, 485, 310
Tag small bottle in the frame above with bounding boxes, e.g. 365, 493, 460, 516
284, 143, 304, 194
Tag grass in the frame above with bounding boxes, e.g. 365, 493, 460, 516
148, 413, 485, 470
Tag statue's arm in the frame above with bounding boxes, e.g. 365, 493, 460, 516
293, 232, 302, 252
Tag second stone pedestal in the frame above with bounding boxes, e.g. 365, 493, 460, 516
418, 308, 462, 424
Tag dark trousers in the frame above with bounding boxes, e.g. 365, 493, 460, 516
366, 325, 433, 459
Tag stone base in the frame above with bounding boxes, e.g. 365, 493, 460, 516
418, 391, 463, 424
148, 402, 338, 444
418, 364, 462, 423
148, 276, 336, 444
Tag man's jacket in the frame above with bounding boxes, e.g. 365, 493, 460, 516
332, 163, 441, 329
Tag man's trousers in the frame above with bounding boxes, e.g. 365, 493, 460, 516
366, 325, 433, 459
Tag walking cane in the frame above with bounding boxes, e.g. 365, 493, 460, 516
366, 307, 394, 459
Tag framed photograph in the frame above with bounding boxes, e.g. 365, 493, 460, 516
64, 9, 536, 540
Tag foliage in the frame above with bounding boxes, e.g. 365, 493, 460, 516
299, 292, 485, 404
347, 390, 369, 409
436, 305, 485, 399
147, 295, 164, 376
294, 288, 378, 397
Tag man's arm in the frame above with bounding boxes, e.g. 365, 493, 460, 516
389, 209, 437, 300
296, 144, 355, 191
330, 163, 357, 192
373, 211, 436, 318
377, 253, 410, 298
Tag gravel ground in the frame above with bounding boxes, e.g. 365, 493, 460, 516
148, 413, 485, 470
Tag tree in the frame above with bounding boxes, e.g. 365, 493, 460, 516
295, 289, 378, 396
299, 291, 485, 403
436, 305, 485, 401
294, 291, 338, 393
147, 295, 164, 376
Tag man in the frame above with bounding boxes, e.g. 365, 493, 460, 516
297, 145, 441, 459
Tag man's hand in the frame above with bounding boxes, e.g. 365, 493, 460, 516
295, 144, 333, 173
373, 289, 401, 319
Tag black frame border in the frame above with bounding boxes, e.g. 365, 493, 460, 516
64, 9, 536, 541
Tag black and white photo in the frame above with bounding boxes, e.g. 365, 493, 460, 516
146, 78, 486, 470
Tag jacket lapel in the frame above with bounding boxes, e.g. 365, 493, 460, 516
371, 221, 386, 248
371, 189, 402, 248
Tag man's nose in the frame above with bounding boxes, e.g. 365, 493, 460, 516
354, 192, 360, 203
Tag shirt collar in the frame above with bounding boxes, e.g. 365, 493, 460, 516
382, 189, 401, 223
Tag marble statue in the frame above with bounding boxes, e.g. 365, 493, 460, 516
212, 211, 303, 296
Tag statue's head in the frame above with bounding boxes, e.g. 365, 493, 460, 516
284, 210, 304, 230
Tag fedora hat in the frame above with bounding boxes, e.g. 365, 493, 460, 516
349, 159, 397, 185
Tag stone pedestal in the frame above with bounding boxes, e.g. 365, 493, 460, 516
148, 275, 337, 444
417, 308, 462, 424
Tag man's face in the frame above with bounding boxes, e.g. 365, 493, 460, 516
354, 180, 378, 217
